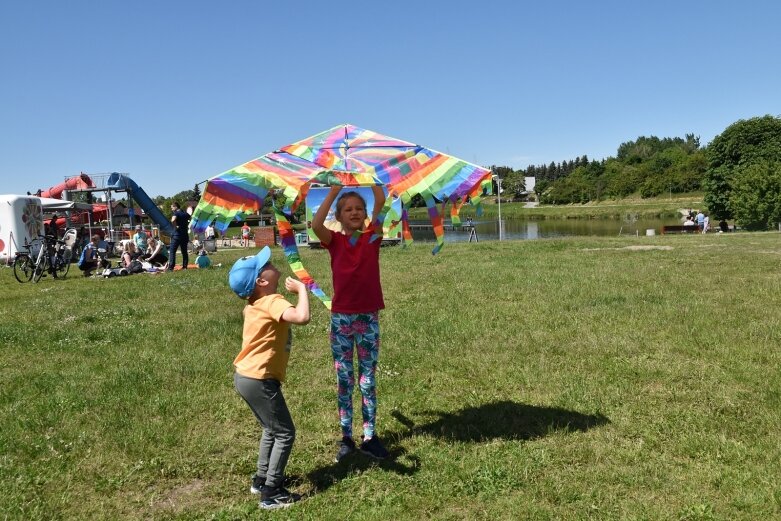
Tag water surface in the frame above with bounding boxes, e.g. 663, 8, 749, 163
407, 217, 684, 242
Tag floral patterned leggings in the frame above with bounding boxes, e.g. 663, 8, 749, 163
330, 311, 380, 439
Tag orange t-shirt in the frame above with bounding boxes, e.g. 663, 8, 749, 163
233, 294, 293, 382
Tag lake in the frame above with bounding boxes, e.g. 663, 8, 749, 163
407, 216, 685, 242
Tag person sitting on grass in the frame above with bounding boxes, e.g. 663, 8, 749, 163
229, 246, 310, 510
120, 242, 145, 274
195, 249, 211, 269
143, 238, 168, 267
121, 242, 141, 267
77, 235, 109, 277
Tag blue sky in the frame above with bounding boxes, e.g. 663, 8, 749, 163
2, 1, 780, 198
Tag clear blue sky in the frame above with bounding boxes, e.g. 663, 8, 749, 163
2, 1, 779, 198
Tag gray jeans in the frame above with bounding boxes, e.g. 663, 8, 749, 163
234, 373, 295, 489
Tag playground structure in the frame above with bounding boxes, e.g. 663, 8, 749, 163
37, 172, 174, 246
2, 172, 177, 263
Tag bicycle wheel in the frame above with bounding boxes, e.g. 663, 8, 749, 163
54, 253, 70, 279
13, 255, 34, 283
33, 255, 47, 283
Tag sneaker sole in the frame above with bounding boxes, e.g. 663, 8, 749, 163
260, 501, 295, 510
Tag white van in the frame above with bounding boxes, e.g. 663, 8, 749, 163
0, 195, 44, 262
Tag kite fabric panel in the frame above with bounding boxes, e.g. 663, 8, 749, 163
191, 124, 494, 309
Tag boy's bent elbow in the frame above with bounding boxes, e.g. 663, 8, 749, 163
282, 308, 310, 325
292, 314, 310, 325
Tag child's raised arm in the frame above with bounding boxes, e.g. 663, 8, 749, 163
281, 277, 310, 325
312, 185, 342, 246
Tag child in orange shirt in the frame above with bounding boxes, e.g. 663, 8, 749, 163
228, 246, 310, 510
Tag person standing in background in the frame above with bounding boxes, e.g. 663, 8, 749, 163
167, 201, 191, 271
242, 222, 251, 248
133, 225, 148, 252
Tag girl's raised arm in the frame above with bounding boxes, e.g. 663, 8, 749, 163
312, 186, 342, 246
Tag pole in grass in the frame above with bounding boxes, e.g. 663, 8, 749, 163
492, 174, 503, 241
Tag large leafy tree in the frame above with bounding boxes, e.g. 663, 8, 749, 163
704, 115, 781, 220
729, 161, 781, 230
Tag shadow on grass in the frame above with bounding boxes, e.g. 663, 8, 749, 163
305, 400, 608, 495
391, 400, 610, 442
305, 444, 421, 495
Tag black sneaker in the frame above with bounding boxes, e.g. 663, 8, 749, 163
251, 475, 292, 494
250, 474, 264, 495
334, 436, 356, 463
359, 435, 389, 459
259, 486, 300, 510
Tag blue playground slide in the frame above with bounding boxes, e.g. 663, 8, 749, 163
106, 173, 175, 236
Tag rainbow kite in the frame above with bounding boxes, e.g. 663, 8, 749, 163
191, 124, 493, 309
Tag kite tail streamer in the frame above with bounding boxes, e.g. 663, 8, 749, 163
368, 196, 394, 244
467, 176, 493, 217
401, 206, 413, 248
273, 204, 332, 310
347, 227, 363, 246
450, 197, 464, 228
423, 191, 445, 255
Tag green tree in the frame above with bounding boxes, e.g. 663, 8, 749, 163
604, 162, 641, 199
502, 170, 526, 199
704, 115, 781, 219
534, 179, 550, 200
729, 161, 781, 230
540, 167, 594, 204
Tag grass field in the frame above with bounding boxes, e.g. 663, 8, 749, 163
2, 231, 780, 520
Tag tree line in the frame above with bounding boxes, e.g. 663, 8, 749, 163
491, 114, 781, 230
491, 133, 705, 204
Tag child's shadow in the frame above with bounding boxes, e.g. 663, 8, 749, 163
391, 400, 610, 442
305, 400, 608, 495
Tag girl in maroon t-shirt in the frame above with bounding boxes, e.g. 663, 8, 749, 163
312, 185, 390, 461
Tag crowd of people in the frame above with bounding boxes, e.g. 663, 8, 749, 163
683, 209, 731, 233
70, 201, 212, 277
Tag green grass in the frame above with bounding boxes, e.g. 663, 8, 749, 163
2, 231, 780, 520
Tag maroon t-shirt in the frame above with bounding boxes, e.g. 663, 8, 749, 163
325, 228, 384, 314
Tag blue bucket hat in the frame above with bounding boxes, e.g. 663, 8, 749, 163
228, 246, 272, 299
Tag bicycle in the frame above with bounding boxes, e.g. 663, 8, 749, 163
12, 240, 37, 283
13, 236, 46, 283
50, 236, 71, 279
12, 235, 70, 283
